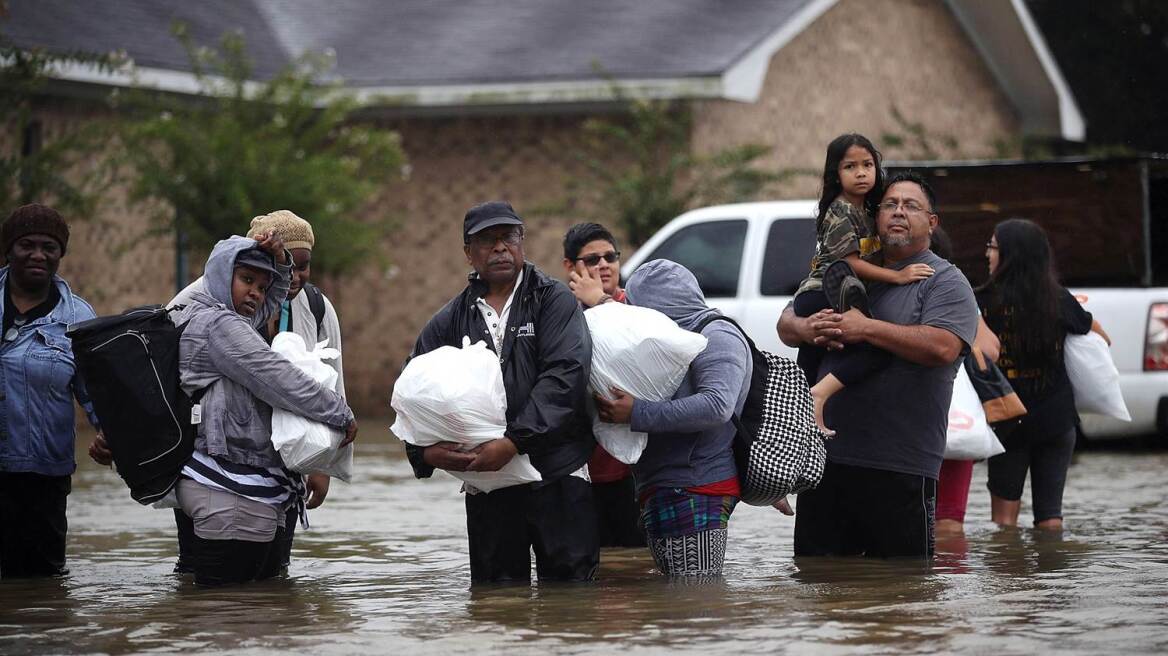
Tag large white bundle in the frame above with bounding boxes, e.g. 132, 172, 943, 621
270, 333, 353, 482
585, 302, 708, 464
944, 364, 1005, 461
1065, 332, 1131, 421
390, 337, 541, 491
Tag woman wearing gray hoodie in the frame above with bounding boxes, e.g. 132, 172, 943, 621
173, 234, 356, 586
594, 260, 751, 578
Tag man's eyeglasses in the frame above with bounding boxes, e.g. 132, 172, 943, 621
877, 200, 932, 214
468, 229, 523, 248
985, 242, 999, 250
574, 251, 620, 267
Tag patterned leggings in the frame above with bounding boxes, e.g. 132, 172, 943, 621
641, 488, 737, 577
648, 528, 729, 577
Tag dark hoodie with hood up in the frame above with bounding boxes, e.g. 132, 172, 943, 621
177, 236, 352, 469
625, 260, 751, 494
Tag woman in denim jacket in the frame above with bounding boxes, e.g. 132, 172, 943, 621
0, 204, 98, 578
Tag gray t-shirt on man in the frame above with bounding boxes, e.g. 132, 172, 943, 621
824, 249, 979, 479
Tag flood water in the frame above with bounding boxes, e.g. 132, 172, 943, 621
2, 427, 1167, 655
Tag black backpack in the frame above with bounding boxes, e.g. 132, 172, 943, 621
302, 282, 326, 333
695, 315, 827, 506
67, 305, 199, 505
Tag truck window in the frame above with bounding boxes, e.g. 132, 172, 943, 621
643, 219, 747, 297
761, 218, 816, 296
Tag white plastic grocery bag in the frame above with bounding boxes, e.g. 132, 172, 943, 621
390, 337, 541, 492
1065, 332, 1131, 421
585, 302, 708, 464
945, 364, 1005, 461
270, 333, 354, 482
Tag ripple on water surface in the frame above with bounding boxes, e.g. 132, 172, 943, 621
2, 431, 1166, 654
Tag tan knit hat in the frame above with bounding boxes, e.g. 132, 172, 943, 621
246, 210, 315, 250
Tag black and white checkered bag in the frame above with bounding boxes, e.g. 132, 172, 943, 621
697, 316, 827, 506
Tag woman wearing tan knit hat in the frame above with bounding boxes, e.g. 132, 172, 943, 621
241, 210, 348, 574
247, 210, 315, 301
225, 210, 346, 573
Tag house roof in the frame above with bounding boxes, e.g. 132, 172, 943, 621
2, 0, 1082, 138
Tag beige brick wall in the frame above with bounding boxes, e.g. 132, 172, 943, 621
324, 114, 618, 415
691, 0, 1022, 199
32, 101, 178, 313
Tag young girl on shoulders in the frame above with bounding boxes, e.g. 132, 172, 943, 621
791, 133, 934, 434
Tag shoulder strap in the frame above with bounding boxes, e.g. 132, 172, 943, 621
694, 314, 758, 351
694, 313, 730, 334
304, 283, 326, 333
693, 314, 753, 439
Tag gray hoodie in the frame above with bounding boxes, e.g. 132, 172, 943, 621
177, 236, 352, 469
625, 260, 751, 493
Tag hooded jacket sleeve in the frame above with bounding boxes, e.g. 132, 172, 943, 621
629, 325, 750, 433
205, 313, 353, 428
257, 256, 292, 325
505, 284, 591, 455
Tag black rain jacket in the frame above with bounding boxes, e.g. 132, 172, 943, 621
404, 263, 594, 485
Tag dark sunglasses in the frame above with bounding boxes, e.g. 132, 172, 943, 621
574, 251, 620, 267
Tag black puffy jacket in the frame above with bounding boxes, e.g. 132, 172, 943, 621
404, 263, 594, 485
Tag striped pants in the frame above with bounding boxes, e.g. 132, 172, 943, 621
648, 528, 729, 577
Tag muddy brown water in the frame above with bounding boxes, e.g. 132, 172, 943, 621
2, 427, 1166, 655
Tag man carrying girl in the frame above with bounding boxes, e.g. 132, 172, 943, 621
791, 134, 935, 435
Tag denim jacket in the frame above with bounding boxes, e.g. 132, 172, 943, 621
0, 268, 97, 477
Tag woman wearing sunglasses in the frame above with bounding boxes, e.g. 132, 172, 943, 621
0, 204, 98, 578
562, 223, 645, 548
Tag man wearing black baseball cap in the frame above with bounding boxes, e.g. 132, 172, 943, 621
462, 200, 524, 240
403, 200, 599, 583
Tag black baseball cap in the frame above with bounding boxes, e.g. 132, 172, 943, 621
234, 247, 280, 276
463, 201, 524, 241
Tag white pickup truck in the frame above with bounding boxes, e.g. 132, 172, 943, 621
621, 189, 1168, 441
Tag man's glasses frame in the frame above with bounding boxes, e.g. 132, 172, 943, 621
468, 228, 524, 248
877, 200, 933, 215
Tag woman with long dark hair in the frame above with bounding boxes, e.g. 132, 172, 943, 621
979, 218, 1109, 529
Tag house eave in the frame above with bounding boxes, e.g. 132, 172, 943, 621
43, 60, 730, 115
720, 0, 839, 101
944, 0, 1085, 141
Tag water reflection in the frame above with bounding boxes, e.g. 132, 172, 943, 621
0, 428, 1165, 654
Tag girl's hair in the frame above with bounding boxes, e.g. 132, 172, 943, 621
816, 133, 885, 229
978, 218, 1063, 369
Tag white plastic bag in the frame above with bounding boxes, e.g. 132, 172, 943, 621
390, 337, 541, 492
1065, 332, 1131, 421
270, 333, 354, 482
585, 303, 708, 464
945, 365, 1005, 460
